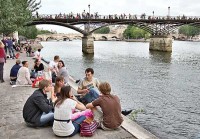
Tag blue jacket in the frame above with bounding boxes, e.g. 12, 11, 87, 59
10, 64, 21, 77
6, 39, 13, 48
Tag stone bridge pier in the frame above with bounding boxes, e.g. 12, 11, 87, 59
149, 36, 172, 52
82, 35, 94, 54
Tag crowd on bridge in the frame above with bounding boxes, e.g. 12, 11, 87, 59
0, 40, 132, 137
34, 10, 200, 21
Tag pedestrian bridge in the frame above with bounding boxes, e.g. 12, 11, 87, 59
26, 14, 200, 53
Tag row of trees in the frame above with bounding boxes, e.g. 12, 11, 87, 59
123, 25, 200, 39
18, 26, 53, 39
178, 25, 200, 38
0, 0, 41, 36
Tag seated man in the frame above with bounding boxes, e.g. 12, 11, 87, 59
77, 68, 100, 104
48, 55, 60, 83
23, 79, 54, 127
34, 48, 42, 60
16, 61, 32, 85
10, 59, 21, 84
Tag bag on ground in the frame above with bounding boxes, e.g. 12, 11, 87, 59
80, 118, 98, 137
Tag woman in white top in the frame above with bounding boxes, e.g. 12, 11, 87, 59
53, 86, 86, 137
16, 61, 32, 85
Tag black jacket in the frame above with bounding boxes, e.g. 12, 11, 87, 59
23, 89, 53, 126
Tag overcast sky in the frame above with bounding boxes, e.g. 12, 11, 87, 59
36, 0, 200, 33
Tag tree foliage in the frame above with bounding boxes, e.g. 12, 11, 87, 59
18, 26, 54, 39
179, 25, 200, 38
123, 25, 150, 39
0, 0, 41, 35
94, 27, 110, 34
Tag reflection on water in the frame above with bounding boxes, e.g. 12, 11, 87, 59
149, 51, 172, 63
82, 53, 94, 62
41, 40, 200, 139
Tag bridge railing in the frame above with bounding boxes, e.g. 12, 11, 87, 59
32, 13, 200, 21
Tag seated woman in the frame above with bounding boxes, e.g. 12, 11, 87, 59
53, 86, 86, 137
56, 60, 69, 84
51, 76, 65, 103
16, 61, 32, 85
34, 59, 44, 73
86, 82, 123, 130
31, 59, 44, 78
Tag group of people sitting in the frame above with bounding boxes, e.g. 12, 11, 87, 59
9, 58, 44, 85
22, 54, 132, 137
9, 48, 44, 85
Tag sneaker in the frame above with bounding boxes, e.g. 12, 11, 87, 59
121, 110, 132, 116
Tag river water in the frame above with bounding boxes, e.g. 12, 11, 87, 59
40, 40, 200, 139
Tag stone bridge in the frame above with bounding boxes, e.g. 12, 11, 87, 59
37, 33, 124, 41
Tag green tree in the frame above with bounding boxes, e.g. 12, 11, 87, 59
94, 27, 110, 34
37, 29, 54, 35
179, 25, 200, 38
0, 0, 41, 35
18, 26, 54, 39
123, 25, 150, 39
18, 26, 38, 39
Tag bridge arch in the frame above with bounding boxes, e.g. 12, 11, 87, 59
36, 37, 43, 41
26, 21, 88, 35
74, 36, 82, 40
101, 36, 108, 40
62, 36, 70, 41
46, 37, 58, 41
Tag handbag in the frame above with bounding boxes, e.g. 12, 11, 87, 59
80, 118, 98, 137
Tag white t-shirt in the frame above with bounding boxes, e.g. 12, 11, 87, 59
53, 99, 77, 136
34, 51, 41, 59
49, 60, 58, 69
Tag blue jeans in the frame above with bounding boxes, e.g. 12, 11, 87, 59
8, 47, 15, 58
69, 116, 86, 137
80, 88, 99, 104
39, 111, 54, 126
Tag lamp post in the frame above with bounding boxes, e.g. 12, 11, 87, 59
168, 6, 170, 17
88, 4, 90, 32
153, 11, 154, 18
88, 4, 90, 18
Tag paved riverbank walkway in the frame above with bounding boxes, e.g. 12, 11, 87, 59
0, 52, 136, 139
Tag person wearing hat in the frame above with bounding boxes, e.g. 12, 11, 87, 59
10, 59, 21, 84
0, 41, 6, 83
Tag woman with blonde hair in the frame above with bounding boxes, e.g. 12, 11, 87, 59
0, 41, 6, 83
